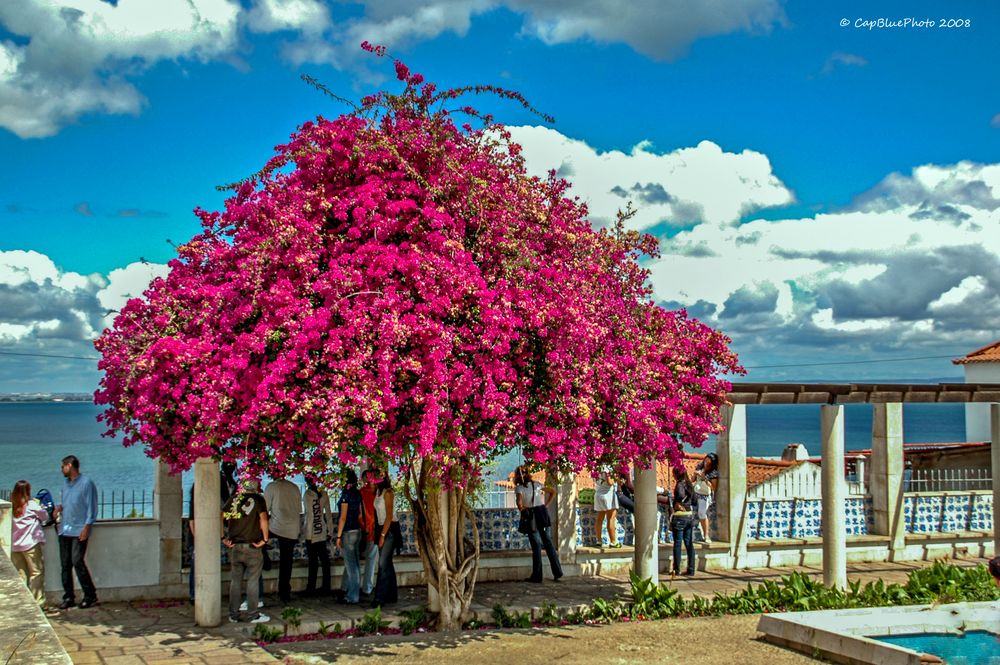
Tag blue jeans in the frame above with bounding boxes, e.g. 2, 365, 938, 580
525, 526, 563, 581
670, 514, 696, 575
340, 529, 361, 603
361, 539, 378, 594
372, 527, 398, 605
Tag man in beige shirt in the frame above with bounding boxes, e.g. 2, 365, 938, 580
264, 477, 301, 603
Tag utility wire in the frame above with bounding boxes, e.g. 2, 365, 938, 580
745, 354, 960, 369
0, 350, 100, 361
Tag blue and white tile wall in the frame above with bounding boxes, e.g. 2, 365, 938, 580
903, 492, 991, 533
910, 495, 944, 533
745, 497, 873, 540
791, 499, 821, 538
970, 494, 993, 531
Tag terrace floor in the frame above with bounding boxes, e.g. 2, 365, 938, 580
47, 557, 991, 664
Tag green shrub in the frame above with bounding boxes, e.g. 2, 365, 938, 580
280, 606, 303, 635
356, 607, 391, 635
491, 603, 531, 628
317, 620, 341, 637
538, 601, 560, 626
399, 606, 431, 635
588, 596, 624, 623
252, 623, 283, 643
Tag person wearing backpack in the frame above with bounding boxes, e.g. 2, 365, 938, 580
9, 480, 49, 607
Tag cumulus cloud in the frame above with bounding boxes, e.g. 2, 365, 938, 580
0, 0, 242, 138
509, 125, 794, 229
0, 250, 167, 349
1, 0, 787, 137
639, 161, 1000, 372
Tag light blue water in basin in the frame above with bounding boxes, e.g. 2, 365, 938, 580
874, 631, 1000, 665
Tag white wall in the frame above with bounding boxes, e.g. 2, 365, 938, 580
42, 521, 161, 593
965, 363, 1000, 442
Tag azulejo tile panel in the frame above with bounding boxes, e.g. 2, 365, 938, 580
970, 494, 993, 531
910, 495, 944, 533
941, 495, 971, 532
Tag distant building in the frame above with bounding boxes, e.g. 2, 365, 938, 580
953, 339, 1000, 442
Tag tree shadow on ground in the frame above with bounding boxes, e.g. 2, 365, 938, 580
267, 624, 608, 663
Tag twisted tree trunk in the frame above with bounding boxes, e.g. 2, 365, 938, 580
404, 459, 481, 631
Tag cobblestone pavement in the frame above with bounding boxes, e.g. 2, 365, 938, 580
48, 557, 990, 664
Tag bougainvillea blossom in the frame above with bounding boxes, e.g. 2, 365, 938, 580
94, 50, 742, 491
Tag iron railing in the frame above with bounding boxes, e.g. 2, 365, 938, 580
906, 467, 991, 492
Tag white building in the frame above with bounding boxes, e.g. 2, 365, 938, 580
954, 339, 1000, 442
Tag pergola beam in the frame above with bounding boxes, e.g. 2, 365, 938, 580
727, 383, 1000, 405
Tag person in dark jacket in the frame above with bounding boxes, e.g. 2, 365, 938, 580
669, 465, 697, 577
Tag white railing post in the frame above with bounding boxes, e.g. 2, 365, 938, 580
717, 404, 748, 568
991, 404, 1000, 556
871, 403, 905, 558
821, 405, 847, 590
632, 463, 658, 582
193, 458, 221, 627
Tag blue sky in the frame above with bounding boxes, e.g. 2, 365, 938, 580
2, 0, 999, 391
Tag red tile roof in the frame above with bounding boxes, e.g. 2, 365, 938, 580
953, 339, 1000, 364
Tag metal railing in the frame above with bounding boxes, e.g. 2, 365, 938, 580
0, 489, 155, 519
906, 467, 991, 492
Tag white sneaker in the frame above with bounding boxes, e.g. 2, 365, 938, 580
249, 613, 270, 624
238, 600, 264, 611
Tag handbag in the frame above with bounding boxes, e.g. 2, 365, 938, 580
693, 477, 712, 496
517, 481, 539, 534
517, 509, 536, 534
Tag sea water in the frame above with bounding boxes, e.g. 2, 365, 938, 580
0, 401, 970, 501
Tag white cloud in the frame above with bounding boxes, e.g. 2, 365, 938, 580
509, 126, 794, 229
0, 0, 241, 138
1, 0, 787, 136
96, 261, 171, 325
0, 250, 166, 346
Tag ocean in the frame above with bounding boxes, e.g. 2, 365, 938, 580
0, 401, 970, 504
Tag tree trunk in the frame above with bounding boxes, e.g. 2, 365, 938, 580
404, 459, 480, 631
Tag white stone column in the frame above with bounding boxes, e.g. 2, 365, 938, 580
154, 460, 183, 588
716, 404, 748, 567
193, 458, 221, 627
992, 404, 1000, 556
553, 471, 577, 565
632, 464, 659, 582
870, 403, 905, 557
821, 405, 847, 590
0, 499, 11, 556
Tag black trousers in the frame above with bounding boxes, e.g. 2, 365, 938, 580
372, 529, 398, 605
526, 525, 563, 581
276, 535, 297, 602
59, 535, 97, 602
305, 541, 331, 592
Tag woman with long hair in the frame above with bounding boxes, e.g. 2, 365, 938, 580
669, 465, 697, 577
334, 469, 364, 604
10, 480, 49, 606
370, 472, 401, 607
514, 465, 563, 583
694, 452, 719, 545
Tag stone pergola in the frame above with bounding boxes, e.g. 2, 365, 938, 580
187, 383, 1000, 626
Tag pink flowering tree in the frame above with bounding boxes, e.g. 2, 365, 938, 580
95, 46, 742, 629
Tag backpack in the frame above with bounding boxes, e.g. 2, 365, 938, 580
35, 488, 56, 527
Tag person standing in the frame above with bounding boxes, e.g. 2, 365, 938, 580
222, 479, 270, 623
264, 475, 302, 604
370, 473, 401, 607
54, 455, 98, 609
9, 480, 49, 607
592, 466, 621, 548
302, 478, 333, 596
359, 469, 379, 598
694, 453, 719, 545
334, 469, 364, 604
514, 465, 563, 583
669, 465, 697, 577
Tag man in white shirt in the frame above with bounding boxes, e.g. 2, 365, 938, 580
264, 477, 302, 603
